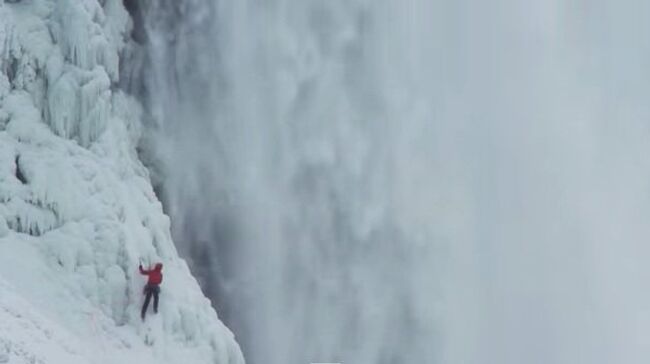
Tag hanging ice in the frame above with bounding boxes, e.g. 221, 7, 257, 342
0, 1, 244, 363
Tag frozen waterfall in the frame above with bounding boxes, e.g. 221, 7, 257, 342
0, 0, 244, 363
134, 1, 650, 363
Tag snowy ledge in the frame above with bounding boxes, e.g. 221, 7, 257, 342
0, 1, 244, 363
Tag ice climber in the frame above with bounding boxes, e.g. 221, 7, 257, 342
139, 262, 163, 320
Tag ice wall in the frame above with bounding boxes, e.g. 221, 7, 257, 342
0, 1, 243, 363
140, 1, 650, 364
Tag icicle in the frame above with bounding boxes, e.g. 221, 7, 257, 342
47, 71, 79, 140
52, 0, 92, 70
101, 0, 131, 82
4, 198, 58, 236
52, 0, 120, 80
78, 67, 111, 147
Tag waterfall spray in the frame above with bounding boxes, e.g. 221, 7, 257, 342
133, 1, 650, 363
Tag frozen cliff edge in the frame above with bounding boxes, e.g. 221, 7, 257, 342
0, 1, 244, 363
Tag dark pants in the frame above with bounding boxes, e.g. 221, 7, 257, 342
141, 284, 160, 320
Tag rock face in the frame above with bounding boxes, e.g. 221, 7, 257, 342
0, 1, 244, 363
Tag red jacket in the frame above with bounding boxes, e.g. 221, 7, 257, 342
140, 263, 163, 285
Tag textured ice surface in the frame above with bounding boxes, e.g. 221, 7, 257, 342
0, 1, 243, 363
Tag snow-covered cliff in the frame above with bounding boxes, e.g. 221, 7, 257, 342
0, 1, 244, 363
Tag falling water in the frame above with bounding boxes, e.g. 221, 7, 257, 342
133, 0, 650, 363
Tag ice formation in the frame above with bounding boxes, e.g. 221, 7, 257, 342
0, 1, 244, 363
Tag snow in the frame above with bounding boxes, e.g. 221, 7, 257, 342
0, 1, 244, 364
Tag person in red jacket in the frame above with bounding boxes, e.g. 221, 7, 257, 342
139, 262, 163, 321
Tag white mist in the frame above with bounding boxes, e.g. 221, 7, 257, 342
139, 1, 650, 363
